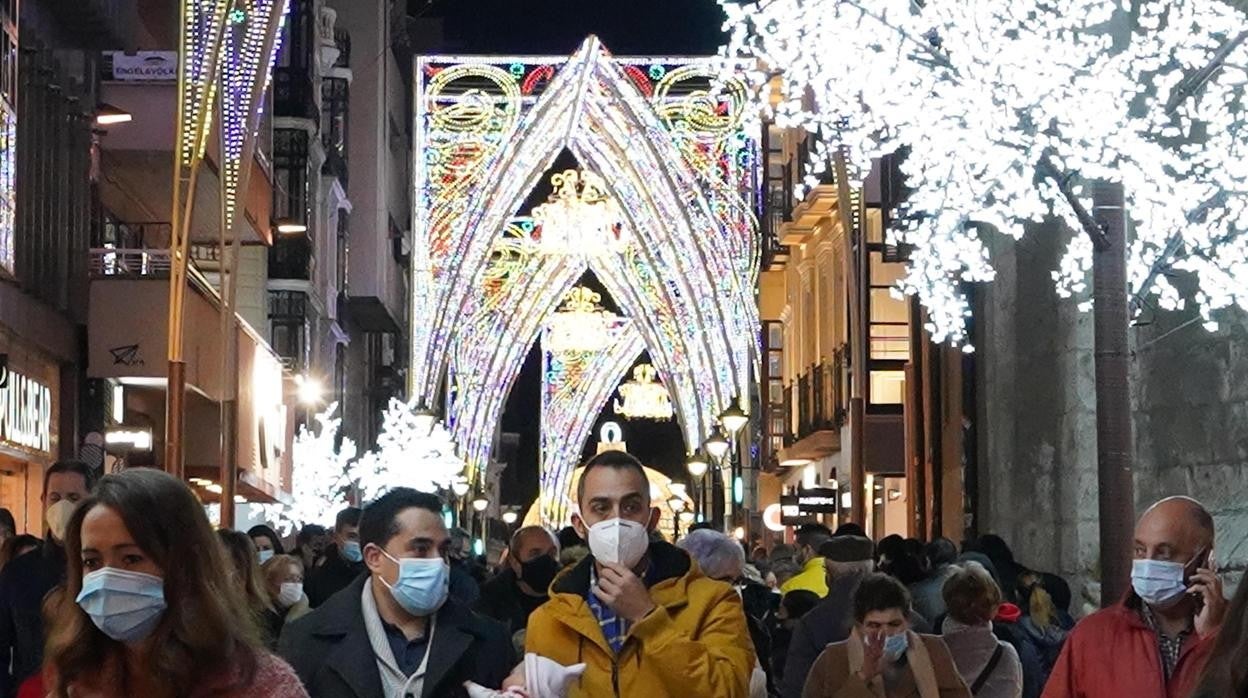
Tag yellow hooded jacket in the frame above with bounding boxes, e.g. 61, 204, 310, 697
524, 541, 756, 698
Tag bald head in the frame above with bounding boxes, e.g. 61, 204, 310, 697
1134, 496, 1214, 564
509, 526, 559, 565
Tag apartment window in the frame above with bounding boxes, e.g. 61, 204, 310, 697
866, 241, 910, 409
763, 321, 786, 462
273, 129, 310, 225
336, 209, 349, 294
269, 290, 309, 372
276, 0, 313, 70
321, 76, 349, 170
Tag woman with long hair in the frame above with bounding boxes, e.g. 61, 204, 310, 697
44, 468, 308, 697
247, 523, 285, 564
258, 553, 310, 648
1192, 572, 1248, 697
217, 528, 274, 622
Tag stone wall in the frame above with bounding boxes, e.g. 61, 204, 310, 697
975, 221, 1248, 613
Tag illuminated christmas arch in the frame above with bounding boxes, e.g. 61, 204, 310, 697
411, 37, 760, 489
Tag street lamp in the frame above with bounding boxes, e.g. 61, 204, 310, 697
295, 374, 325, 406
412, 404, 438, 437
501, 510, 518, 525
667, 495, 686, 540
720, 403, 748, 435
451, 481, 471, 497
686, 451, 709, 478
273, 217, 308, 235
704, 428, 730, 462
471, 496, 489, 513
95, 103, 132, 126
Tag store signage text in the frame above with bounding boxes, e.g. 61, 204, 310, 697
107, 52, 178, 81
0, 368, 52, 453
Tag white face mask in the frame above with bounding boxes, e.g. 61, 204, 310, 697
585, 518, 650, 569
45, 500, 77, 542
278, 582, 303, 607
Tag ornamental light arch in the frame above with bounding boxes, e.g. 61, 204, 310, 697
411, 37, 761, 488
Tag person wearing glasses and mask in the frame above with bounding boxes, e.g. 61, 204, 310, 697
521, 450, 755, 697
1042, 496, 1226, 698
280, 488, 513, 697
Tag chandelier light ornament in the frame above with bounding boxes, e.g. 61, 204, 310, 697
531, 169, 629, 256
720, 0, 1248, 343
613, 363, 675, 421
544, 286, 615, 354
260, 403, 354, 536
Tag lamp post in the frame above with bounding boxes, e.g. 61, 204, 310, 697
686, 451, 709, 520
450, 480, 470, 528
667, 495, 686, 540
720, 403, 748, 530
704, 429, 730, 530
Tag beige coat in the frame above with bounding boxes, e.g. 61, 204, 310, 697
802, 633, 970, 698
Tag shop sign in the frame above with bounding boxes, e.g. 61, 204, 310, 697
796, 487, 840, 514
106, 52, 177, 81
0, 364, 52, 454
779, 495, 816, 526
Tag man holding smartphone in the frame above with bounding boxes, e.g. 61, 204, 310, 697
1042, 496, 1227, 698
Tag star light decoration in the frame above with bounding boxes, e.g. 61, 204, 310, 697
720, 0, 1248, 343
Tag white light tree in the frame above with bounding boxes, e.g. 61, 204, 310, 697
261, 403, 356, 536
350, 398, 467, 502
721, 0, 1247, 602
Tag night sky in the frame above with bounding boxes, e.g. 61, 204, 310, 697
415, 0, 727, 512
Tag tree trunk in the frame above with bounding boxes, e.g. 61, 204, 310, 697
1092, 181, 1134, 607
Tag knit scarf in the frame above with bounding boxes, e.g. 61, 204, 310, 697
847, 628, 939, 698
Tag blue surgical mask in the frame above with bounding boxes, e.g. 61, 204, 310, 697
76, 568, 167, 643
258, 549, 275, 565
1132, 558, 1188, 609
380, 550, 449, 616
883, 631, 909, 660
341, 540, 363, 563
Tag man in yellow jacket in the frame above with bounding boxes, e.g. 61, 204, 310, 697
780, 523, 833, 597
523, 450, 756, 697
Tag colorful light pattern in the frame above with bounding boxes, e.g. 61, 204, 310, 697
614, 364, 675, 421
411, 38, 762, 499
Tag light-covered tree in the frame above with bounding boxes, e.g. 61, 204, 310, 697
721, 0, 1247, 603
350, 398, 467, 502
261, 403, 355, 536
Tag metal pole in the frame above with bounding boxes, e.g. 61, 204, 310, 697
1092, 181, 1133, 606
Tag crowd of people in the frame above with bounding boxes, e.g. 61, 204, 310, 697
0, 455, 1244, 697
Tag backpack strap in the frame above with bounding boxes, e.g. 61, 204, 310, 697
970, 644, 1006, 694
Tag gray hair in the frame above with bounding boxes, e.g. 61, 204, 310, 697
678, 529, 746, 581
826, 558, 875, 580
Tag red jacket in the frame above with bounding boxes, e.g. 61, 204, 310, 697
1041, 597, 1215, 698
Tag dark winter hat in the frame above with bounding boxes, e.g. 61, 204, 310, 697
819, 535, 875, 562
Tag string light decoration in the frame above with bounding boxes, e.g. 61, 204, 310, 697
720, 0, 1248, 343
531, 169, 628, 255
411, 40, 762, 481
544, 286, 614, 353
260, 403, 354, 535
614, 364, 675, 421
540, 316, 646, 525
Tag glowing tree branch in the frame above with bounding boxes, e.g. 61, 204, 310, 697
260, 403, 355, 536
351, 398, 467, 501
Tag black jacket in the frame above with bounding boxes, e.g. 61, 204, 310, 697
279, 575, 515, 698
474, 568, 548, 637
0, 543, 65, 698
306, 548, 365, 608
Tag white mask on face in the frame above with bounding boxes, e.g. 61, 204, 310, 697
45, 500, 77, 542
278, 582, 303, 607
585, 518, 650, 569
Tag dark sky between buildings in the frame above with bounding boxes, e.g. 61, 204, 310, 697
412, 0, 728, 512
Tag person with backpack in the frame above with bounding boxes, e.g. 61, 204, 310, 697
939, 563, 1023, 697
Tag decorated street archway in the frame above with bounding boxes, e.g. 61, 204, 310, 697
409, 37, 760, 520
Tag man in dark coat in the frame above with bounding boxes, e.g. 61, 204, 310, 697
305, 506, 364, 608
475, 526, 559, 636
0, 461, 93, 698
780, 535, 931, 698
280, 488, 513, 697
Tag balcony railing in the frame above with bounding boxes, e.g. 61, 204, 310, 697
89, 248, 172, 278
791, 349, 849, 442
274, 67, 318, 121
